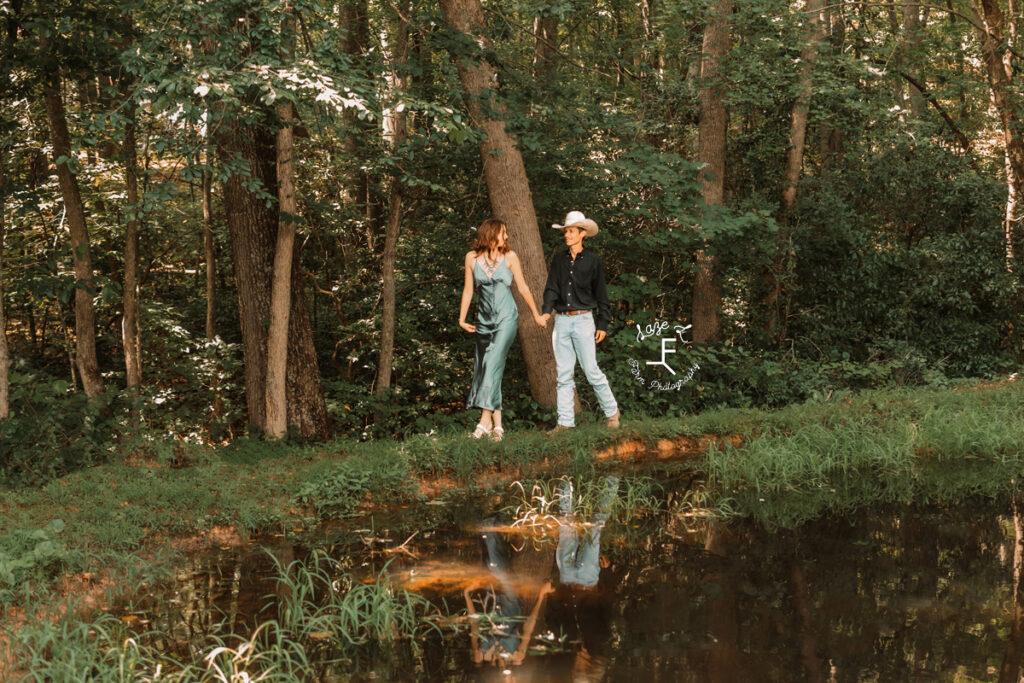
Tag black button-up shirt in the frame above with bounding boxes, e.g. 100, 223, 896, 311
542, 248, 611, 331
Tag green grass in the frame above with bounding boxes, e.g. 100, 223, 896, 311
3, 550, 436, 681
3, 378, 1024, 606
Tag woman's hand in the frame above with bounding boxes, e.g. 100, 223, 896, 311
533, 313, 547, 329
459, 320, 477, 333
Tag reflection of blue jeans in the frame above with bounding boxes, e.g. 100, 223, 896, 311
553, 312, 618, 427
557, 523, 602, 588
556, 476, 618, 589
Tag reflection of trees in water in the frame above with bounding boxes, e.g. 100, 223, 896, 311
597, 502, 1018, 681
1000, 489, 1024, 683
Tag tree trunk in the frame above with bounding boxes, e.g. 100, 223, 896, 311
766, 0, 825, 341
375, 0, 410, 396
43, 76, 105, 398
532, 14, 558, 81
820, 1, 846, 170
203, 154, 216, 340
439, 0, 557, 407
692, 0, 731, 345
975, 0, 1024, 272
216, 119, 329, 438
339, 0, 374, 243
0, 165, 8, 420
123, 104, 142, 390
265, 6, 297, 438
902, 0, 926, 118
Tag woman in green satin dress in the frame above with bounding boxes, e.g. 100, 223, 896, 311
459, 219, 547, 441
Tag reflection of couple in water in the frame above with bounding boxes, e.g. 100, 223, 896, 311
463, 476, 619, 680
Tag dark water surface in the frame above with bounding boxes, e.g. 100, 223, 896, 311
124, 476, 1024, 682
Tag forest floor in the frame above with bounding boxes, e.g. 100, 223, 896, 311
3, 376, 1024, 618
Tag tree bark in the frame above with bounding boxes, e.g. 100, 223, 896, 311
203, 155, 216, 339
902, 0, 926, 118
43, 75, 105, 398
975, 0, 1024, 272
532, 14, 558, 81
0, 165, 8, 420
692, 0, 731, 345
339, 0, 375, 242
123, 103, 142, 390
439, 0, 558, 407
216, 119, 329, 438
265, 6, 297, 438
766, 0, 825, 341
375, 0, 410, 396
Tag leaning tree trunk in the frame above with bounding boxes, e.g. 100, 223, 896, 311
216, 119, 329, 438
123, 103, 142, 390
439, 0, 557, 408
265, 5, 297, 438
692, 0, 731, 345
0, 165, 8, 419
765, 0, 825, 342
375, 0, 410, 396
43, 75, 105, 397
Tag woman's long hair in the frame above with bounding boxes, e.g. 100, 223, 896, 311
473, 218, 510, 256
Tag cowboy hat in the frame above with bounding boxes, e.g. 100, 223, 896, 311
552, 210, 599, 237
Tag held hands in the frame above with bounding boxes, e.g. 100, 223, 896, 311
595, 330, 607, 344
534, 313, 548, 329
459, 319, 476, 333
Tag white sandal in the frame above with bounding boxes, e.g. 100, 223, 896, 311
490, 427, 504, 442
470, 423, 491, 439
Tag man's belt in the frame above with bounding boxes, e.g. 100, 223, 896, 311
557, 309, 592, 316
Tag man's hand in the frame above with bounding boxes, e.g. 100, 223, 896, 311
595, 330, 607, 343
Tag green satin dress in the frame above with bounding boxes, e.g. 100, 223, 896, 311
467, 254, 519, 411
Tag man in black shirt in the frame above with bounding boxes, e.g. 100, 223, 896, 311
540, 211, 621, 431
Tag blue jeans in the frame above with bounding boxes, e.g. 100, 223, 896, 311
552, 311, 618, 427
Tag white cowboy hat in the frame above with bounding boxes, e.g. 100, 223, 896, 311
551, 210, 599, 237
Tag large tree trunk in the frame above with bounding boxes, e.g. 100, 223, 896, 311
765, 0, 825, 341
692, 0, 731, 345
439, 0, 557, 408
265, 6, 297, 438
976, 0, 1024, 272
375, 0, 410, 396
0, 165, 8, 420
216, 120, 329, 438
123, 104, 142, 390
43, 76, 105, 397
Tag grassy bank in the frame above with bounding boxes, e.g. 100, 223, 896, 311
3, 378, 1024, 608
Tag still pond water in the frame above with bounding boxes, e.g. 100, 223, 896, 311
123, 471, 1024, 682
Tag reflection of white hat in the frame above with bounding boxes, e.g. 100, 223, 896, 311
552, 210, 599, 237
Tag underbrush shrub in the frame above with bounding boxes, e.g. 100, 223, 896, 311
0, 364, 116, 487
293, 451, 412, 517
0, 519, 68, 605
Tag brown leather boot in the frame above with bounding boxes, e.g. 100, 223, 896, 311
606, 411, 621, 429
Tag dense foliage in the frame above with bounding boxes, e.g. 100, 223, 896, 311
1, 0, 1021, 485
